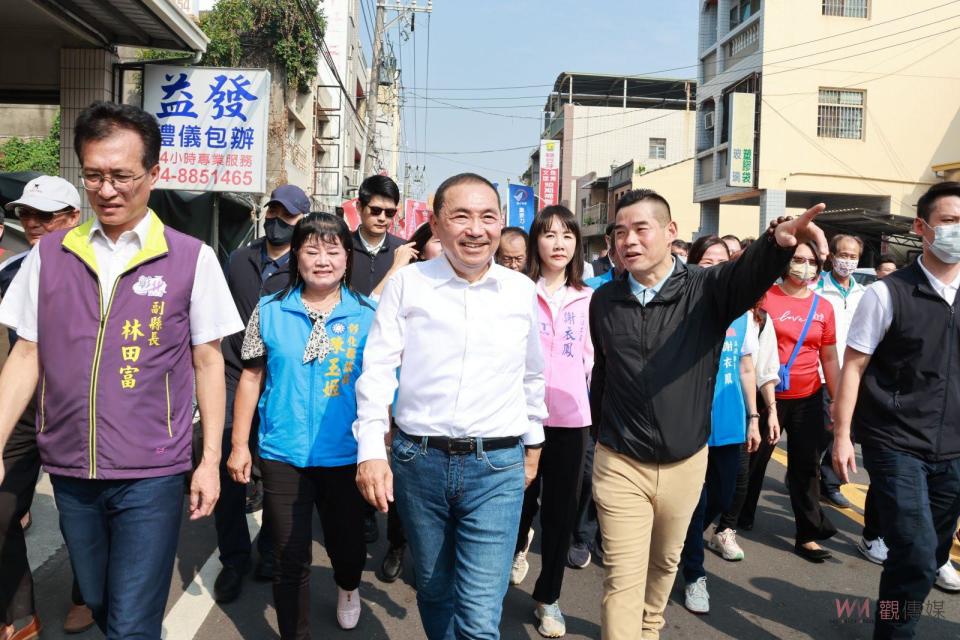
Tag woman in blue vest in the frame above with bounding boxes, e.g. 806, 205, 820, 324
227, 213, 376, 638
679, 235, 761, 615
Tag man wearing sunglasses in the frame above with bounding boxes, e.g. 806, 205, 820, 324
0, 176, 94, 640
350, 175, 404, 298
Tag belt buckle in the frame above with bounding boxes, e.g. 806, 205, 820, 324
448, 437, 475, 455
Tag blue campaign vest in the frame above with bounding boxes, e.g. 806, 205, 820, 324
708, 313, 748, 447
256, 286, 376, 468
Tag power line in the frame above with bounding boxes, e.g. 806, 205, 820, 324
424, 12, 432, 177
401, 0, 960, 92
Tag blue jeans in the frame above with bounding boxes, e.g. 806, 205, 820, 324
392, 432, 525, 640
51, 474, 185, 640
680, 444, 741, 584
862, 447, 960, 640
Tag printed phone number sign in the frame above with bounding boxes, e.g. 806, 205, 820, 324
143, 65, 271, 193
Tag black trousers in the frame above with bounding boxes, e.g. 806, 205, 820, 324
716, 441, 750, 532
0, 424, 40, 625
262, 459, 367, 640
736, 392, 774, 530
386, 501, 406, 549
514, 426, 587, 604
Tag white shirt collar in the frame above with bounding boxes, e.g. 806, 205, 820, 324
358, 230, 386, 255
426, 254, 502, 290
918, 256, 960, 296
88, 209, 153, 249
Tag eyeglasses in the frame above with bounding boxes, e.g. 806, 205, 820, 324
499, 256, 525, 266
14, 206, 69, 224
790, 256, 818, 266
81, 171, 146, 193
367, 206, 398, 218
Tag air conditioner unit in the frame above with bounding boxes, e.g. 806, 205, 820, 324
704, 112, 716, 130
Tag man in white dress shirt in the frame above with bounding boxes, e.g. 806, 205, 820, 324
354, 173, 547, 640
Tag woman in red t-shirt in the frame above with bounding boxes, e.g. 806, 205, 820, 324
759, 241, 841, 562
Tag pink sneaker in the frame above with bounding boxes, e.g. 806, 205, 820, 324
337, 587, 361, 629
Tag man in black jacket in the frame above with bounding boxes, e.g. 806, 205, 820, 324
350, 175, 404, 296
591, 223, 615, 277
589, 189, 826, 640
213, 184, 308, 603
833, 181, 960, 640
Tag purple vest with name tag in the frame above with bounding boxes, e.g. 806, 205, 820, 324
36, 213, 201, 479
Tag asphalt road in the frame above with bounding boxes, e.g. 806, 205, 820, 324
23, 443, 960, 639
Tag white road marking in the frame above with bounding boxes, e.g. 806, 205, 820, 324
161, 511, 262, 639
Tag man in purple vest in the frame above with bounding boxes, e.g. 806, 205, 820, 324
0, 101, 242, 639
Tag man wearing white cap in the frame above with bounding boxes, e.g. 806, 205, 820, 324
0, 175, 91, 640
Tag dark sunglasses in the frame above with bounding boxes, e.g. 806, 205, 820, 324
368, 206, 398, 218
14, 206, 69, 224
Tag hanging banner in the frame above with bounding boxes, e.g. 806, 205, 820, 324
401, 199, 431, 239
538, 139, 561, 207
341, 198, 360, 231
507, 184, 536, 232
728, 92, 756, 188
143, 65, 270, 193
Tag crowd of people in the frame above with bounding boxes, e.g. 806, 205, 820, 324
0, 101, 958, 640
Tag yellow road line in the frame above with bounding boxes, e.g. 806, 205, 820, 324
768, 447, 960, 562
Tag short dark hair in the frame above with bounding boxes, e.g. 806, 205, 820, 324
74, 101, 161, 171
283, 212, 356, 298
501, 226, 528, 242
829, 233, 864, 255
409, 222, 435, 260
526, 206, 585, 289
671, 239, 689, 252
433, 173, 500, 217
358, 174, 400, 207
877, 253, 898, 268
614, 189, 671, 223
720, 234, 742, 249
687, 235, 730, 266
604, 222, 616, 238
917, 181, 960, 222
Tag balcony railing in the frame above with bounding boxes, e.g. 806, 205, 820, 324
545, 113, 564, 139
582, 202, 608, 228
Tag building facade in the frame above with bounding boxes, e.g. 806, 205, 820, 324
694, 0, 960, 237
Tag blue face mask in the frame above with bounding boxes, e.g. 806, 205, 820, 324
923, 219, 960, 264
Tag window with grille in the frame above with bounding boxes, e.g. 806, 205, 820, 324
822, 0, 868, 18
649, 138, 667, 159
818, 89, 865, 139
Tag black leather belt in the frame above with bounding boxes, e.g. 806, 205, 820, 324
399, 431, 521, 455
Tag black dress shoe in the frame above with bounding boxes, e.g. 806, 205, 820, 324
254, 553, 275, 582
380, 545, 405, 583
794, 542, 832, 563
363, 513, 380, 544
214, 565, 244, 603
822, 489, 852, 509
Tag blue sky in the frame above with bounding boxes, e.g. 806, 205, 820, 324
389, 0, 700, 197
198, 0, 700, 198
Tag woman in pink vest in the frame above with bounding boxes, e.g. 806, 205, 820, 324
509, 205, 593, 638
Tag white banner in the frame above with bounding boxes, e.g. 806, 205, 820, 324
539, 139, 561, 207
143, 65, 271, 193
728, 92, 756, 188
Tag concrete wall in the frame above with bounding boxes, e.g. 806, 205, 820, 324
0, 104, 58, 143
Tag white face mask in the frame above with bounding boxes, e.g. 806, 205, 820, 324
788, 262, 817, 283
923, 220, 960, 264
832, 257, 858, 279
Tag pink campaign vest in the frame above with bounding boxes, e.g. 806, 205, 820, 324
536, 282, 594, 428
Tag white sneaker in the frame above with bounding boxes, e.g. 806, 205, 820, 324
336, 587, 361, 630
708, 529, 745, 561
534, 601, 566, 637
856, 536, 888, 565
684, 576, 710, 614
510, 529, 534, 585
936, 561, 960, 593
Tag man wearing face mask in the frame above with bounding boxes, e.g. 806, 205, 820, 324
214, 184, 309, 603
814, 235, 866, 511
834, 181, 960, 639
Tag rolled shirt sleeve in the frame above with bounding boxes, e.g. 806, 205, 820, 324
189, 245, 244, 345
353, 274, 405, 463
522, 290, 547, 446
0, 245, 41, 342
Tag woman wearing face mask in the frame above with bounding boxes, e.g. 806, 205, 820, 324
227, 213, 376, 637
677, 236, 762, 614
508, 206, 592, 638
757, 241, 841, 562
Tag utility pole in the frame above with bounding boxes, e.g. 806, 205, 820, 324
359, 0, 432, 181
